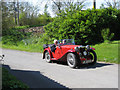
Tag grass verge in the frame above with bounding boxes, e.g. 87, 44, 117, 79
2, 67, 29, 89
1, 43, 43, 53
92, 40, 119, 64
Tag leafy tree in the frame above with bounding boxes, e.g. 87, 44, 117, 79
105, 0, 120, 9
52, 0, 86, 15
44, 7, 120, 45
2, 2, 16, 30
52, 0, 63, 14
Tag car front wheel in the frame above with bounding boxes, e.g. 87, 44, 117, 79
88, 50, 97, 65
67, 53, 78, 68
45, 51, 51, 63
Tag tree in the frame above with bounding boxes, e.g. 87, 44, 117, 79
44, 4, 50, 16
105, 0, 120, 8
100, 4, 105, 9
52, 0, 63, 14
17, 0, 19, 25
2, 2, 15, 30
13, 1, 17, 24
0, 1, 2, 36
52, 0, 86, 15
1, 1, 52, 29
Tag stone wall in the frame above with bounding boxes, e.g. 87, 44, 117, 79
19, 26, 45, 34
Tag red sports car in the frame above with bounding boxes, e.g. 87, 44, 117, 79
43, 39, 97, 68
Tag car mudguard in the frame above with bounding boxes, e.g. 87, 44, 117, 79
66, 50, 76, 53
43, 48, 52, 59
90, 47, 95, 50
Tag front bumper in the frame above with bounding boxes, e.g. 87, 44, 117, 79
80, 57, 92, 64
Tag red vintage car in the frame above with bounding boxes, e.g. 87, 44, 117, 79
43, 39, 97, 68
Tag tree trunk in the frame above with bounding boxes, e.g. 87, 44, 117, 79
17, 0, 19, 25
14, 1, 17, 25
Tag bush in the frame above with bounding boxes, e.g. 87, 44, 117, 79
44, 7, 120, 45
2, 27, 32, 45
101, 28, 114, 42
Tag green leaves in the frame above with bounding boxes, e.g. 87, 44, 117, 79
101, 28, 114, 42
2, 26, 32, 45
44, 7, 120, 45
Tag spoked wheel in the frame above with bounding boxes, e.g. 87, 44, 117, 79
45, 51, 51, 63
88, 50, 97, 65
67, 53, 78, 68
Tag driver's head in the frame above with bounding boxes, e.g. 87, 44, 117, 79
54, 39, 58, 45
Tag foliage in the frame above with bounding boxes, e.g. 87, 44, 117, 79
2, 67, 29, 89
13, 25, 30, 30
1, 2, 16, 30
1, 2, 53, 31
44, 7, 120, 45
2, 26, 32, 45
51, 0, 86, 15
101, 28, 114, 42
1, 35, 45, 52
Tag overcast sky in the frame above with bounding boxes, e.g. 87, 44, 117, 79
27, 0, 106, 17
3, 0, 120, 17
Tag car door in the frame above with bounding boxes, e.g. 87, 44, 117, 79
51, 46, 62, 59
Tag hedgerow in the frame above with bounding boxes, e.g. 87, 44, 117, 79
44, 7, 120, 45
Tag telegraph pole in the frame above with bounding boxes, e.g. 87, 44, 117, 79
93, 0, 96, 9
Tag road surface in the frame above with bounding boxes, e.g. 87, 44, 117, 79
1, 49, 118, 88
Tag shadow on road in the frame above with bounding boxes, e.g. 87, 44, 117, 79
52, 61, 113, 69
2, 64, 70, 89
78, 62, 113, 69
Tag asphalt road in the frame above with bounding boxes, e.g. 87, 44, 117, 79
1, 48, 118, 88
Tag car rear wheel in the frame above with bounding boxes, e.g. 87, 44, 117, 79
45, 51, 51, 63
67, 53, 78, 68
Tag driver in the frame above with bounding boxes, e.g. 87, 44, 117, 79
51, 39, 58, 52
62, 39, 66, 45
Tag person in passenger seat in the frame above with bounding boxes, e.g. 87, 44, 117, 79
59, 39, 67, 46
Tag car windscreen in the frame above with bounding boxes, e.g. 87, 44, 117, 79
58, 39, 75, 45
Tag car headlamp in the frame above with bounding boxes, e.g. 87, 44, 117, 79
86, 45, 90, 50
75, 47, 79, 52
83, 51, 87, 56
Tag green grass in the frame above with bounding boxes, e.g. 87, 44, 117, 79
12, 25, 30, 30
0, 42, 44, 53
92, 40, 119, 64
2, 67, 29, 89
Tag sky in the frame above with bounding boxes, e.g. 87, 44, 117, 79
3, 0, 120, 17
27, 0, 106, 17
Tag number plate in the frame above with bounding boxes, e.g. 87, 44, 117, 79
85, 60, 92, 63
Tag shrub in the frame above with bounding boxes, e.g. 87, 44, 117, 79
101, 28, 114, 42
44, 7, 120, 45
2, 28, 31, 45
